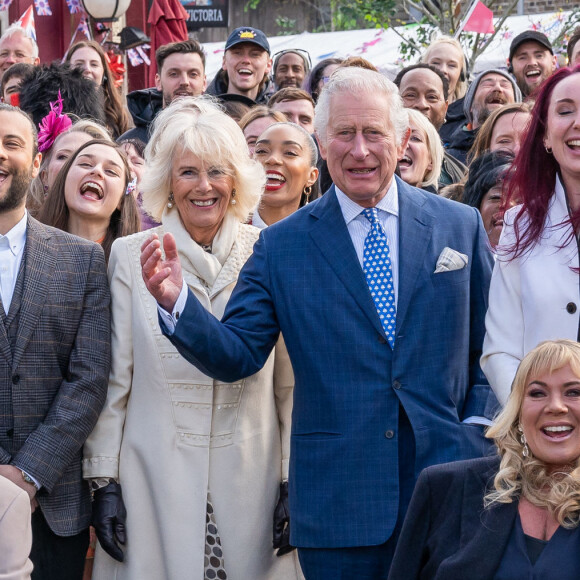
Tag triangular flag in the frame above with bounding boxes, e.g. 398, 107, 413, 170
34, 0, 52, 16
0, 0, 15, 12
463, 1, 494, 34
16, 6, 37, 42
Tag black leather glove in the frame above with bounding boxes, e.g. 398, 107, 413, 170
273, 481, 295, 556
92, 481, 127, 562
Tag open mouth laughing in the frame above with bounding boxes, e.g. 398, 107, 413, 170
80, 181, 103, 201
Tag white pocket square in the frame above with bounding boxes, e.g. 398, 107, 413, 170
434, 247, 468, 273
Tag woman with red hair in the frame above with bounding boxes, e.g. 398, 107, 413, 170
482, 66, 580, 406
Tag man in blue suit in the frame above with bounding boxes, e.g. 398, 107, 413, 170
141, 68, 498, 578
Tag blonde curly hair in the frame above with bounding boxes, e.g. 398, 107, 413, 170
485, 339, 580, 528
141, 96, 264, 223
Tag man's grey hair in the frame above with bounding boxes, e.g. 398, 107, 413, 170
0, 24, 39, 59
314, 67, 409, 146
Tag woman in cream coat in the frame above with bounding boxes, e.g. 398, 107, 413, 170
83, 98, 302, 580
481, 67, 580, 406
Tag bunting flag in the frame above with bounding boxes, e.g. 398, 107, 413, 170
78, 15, 91, 40
66, 0, 82, 14
462, 0, 494, 34
16, 6, 37, 42
0, 0, 14, 11
127, 45, 151, 67
61, 15, 91, 63
34, 0, 52, 16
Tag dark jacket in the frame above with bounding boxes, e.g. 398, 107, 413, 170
446, 123, 478, 166
388, 455, 520, 580
440, 150, 468, 187
439, 97, 466, 145
117, 88, 163, 144
205, 69, 272, 105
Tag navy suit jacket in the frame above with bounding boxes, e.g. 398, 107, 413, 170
388, 456, 516, 580
166, 178, 498, 548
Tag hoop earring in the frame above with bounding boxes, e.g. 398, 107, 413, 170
518, 424, 529, 458
167, 192, 175, 209
545, 146, 552, 154
303, 185, 312, 201
231, 188, 237, 205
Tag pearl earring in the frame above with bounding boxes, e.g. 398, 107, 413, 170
167, 192, 175, 209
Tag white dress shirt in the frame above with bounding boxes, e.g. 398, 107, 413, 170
0, 212, 27, 315
334, 180, 399, 304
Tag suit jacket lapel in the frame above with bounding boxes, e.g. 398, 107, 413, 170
11, 217, 56, 371
458, 458, 518, 576
0, 309, 10, 365
309, 187, 386, 337
396, 179, 434, 336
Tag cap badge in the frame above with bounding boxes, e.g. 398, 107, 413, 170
240, 30, 256, 39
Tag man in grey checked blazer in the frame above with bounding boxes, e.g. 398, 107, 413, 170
0, 104, 110, 579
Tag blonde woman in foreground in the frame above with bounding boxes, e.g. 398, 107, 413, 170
389, 339, 580, 580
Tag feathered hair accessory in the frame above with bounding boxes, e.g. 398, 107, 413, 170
37, 90, 73, 153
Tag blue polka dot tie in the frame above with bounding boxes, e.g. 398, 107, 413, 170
362, 208, 396, 348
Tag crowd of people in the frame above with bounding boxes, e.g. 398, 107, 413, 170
0, 15, 580, 580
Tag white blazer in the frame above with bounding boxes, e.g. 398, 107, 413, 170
482, 176, 580, 405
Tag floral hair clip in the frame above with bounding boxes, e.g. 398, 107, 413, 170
37, 91, 73, 153
125, 177, 137, 197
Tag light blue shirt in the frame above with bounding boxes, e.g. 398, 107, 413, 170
0, 211, 27, 315
334, 180, 399, 305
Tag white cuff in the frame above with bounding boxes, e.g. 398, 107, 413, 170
462, 416, 492, 427
156, 281, 187, 335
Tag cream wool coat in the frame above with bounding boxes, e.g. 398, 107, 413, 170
83, 211, 302, 580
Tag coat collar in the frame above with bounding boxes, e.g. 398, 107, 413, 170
456, 456, 518, 576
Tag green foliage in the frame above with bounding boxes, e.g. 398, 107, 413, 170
275, 16, 298, 35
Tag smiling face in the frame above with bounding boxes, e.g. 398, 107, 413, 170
69, 46, 105, 86
489, 111, 531, 157
122, 142, 145, 186
155, 52, 206, 107
254, 124, 318, 212
222, 43, 272, 101
399, 68, 448, 130
0, 32, 38, 74
271, 99, 314, 133
520, 364, 580, 472
64, 143, 126, 223
479, 184, 507, 247
0, 109, 40, 215
511, 41, 556, 97
44, 131, 93, 190
398, 122, 432, 188
275, 52, 306, 89
170, 148, 234, 244
544, 73, 580, 194
318, 90, 408, 207
471, 73, 516, 128
424, 43, 463, 98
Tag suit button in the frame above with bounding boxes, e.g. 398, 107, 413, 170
385, 430, 394, 439
6, 429, 13, 437
567, 302, 577, 314
393, 380, 401, 390
378, 335, 387, 344
11, 375, 19, 384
